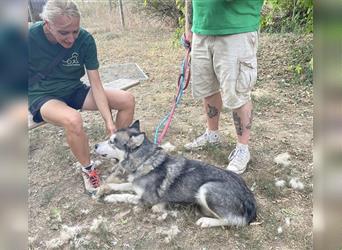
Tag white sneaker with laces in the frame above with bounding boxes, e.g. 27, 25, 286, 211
226, 144, 250, 174
81, 163, 100, 194
184, 130, 220, 150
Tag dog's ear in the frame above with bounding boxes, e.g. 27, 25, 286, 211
128, 133, 144, 149
130, 120, 140, 132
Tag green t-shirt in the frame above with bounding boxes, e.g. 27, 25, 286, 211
28, 21, 99, 107
192, 0, 264, 35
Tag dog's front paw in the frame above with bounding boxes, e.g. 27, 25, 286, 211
196, 217, 221, 228
104, 194, 120, 203
151, 203, 166, 213
95, 184, 112, 199
104, 194, 139, 204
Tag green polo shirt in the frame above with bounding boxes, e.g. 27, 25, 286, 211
28, 21, 99, 107
192, 0, 264, 35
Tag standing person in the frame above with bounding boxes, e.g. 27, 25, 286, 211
28, 0, 135, 193
184, 0, 264, 174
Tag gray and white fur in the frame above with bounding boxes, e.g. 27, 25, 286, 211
95, 120, 257, 228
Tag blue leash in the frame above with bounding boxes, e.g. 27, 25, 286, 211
153, 38, 191, 144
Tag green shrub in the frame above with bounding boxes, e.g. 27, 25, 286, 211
289, 38, 313, 85
143, 0, 182, 27
141, 0, 313, 44
261, 0, 313, 33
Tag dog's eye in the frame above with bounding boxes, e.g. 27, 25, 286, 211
110, 138, 117, 145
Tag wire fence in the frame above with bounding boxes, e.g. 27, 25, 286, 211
28, 0, 178, 33
28, 0, 144, 29
28, 0, 47, 22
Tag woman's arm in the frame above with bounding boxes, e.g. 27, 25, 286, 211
86, 69, 116, 135
185, 0, 193, 42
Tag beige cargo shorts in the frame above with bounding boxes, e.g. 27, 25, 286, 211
191, 31, 258, 109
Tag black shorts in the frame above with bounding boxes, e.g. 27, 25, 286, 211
29, 84, 90, 123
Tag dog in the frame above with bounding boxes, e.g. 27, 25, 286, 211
95, 120, 257, 228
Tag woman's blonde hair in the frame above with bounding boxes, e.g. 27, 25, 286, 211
40, 0, 80, 23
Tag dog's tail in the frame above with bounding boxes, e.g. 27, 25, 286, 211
243, 198, 257, 224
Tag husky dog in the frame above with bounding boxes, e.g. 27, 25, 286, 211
95, 121, 257, 228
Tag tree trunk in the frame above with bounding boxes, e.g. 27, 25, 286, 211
118, 0, 125, 29
28, 0, 34, 22
108, 0, 113, 12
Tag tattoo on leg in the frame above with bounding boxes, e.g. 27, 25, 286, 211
233, 112, 243, 136
207, 104, 218, 118
246, 111, 253, 130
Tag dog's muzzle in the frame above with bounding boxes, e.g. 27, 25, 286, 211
95, 144, 107, 157
94, 142, 120, 163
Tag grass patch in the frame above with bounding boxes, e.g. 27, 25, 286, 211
201, 144, 230, 165
40, 187, 58, 207
253, 95, 279, 112
256, 175, 283, 200
288, 37, 313, 86
234, 226, 265, 250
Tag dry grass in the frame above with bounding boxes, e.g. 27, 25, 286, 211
29, 3, 313, 249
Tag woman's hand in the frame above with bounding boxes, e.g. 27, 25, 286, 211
105, 121, 117, 136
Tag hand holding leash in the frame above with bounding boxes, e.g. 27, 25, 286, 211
154, 33, 192, 144
181, 33, 192, 50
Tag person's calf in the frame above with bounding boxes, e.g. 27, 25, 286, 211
62, 114, 91, 166
115, 93, 135, 129
232, 102, 253, 144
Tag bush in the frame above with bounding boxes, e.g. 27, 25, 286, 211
261, 0, 313, 33
289, 38, 313, 85
140, 0, 313, 46
142, 0, 183, 27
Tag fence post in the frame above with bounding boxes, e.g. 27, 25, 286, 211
185, 0, 192, 34
108, 0, 112, 12
118, 0, 125, 29
28, 0, 34, 22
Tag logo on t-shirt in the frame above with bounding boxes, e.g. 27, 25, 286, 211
62, 52, 80, 67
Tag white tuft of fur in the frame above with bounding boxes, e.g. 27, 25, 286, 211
114, 209, 131, 221
275, 179, 286, 188
156, 225, 180, 243
89, 216, 108, 233
45, 225, 82, 249
289, 177, 304, 190
277, 226, 283, 234
157, 212, 168, 221
250, 182, 257, 192
285, 217, 291, 226
274, 152, 291, 167
151, 203, 167, 213
46, 238, 63, 249
161, 142, 176, 152
60, 225, 82, 241
80, 209, 89, 215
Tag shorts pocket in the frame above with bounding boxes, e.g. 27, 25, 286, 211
236, 56, 257, 93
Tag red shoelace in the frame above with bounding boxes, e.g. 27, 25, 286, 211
86, 169, 100, 188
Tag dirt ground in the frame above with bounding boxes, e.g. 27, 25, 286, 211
28, 20, 313, 249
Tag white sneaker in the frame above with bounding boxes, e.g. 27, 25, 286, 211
184, 130, 220, 150
226, 144, 250, 174
82, 163, 100, 194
